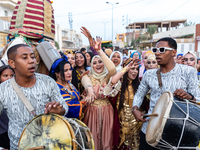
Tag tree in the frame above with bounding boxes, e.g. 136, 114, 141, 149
55, 41, 60, 50
146, 24, 158, 39
183, 21, 195, 27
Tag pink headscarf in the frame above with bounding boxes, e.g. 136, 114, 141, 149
139, 51, 147, 78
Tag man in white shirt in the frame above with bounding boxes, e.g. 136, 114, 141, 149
132, 37, 200, 150
0, 44, 69, 150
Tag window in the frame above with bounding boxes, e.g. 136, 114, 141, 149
4, 10, 8, 16
189, 44, 192, 51
181, 44, 184, 53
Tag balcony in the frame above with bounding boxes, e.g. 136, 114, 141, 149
0, 16, 11, 22
0, 0, 17, 10
62, 36, 69, 41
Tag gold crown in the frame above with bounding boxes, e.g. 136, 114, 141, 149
64, 49, 75, 56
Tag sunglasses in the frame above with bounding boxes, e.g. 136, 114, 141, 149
152, 47, 174, 53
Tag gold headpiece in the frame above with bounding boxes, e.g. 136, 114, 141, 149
122, 58, 133, 67
64, 49, 75, 56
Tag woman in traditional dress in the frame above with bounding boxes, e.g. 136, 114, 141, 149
110, 51, 123, 72
85, 52, 94, 70
146, 55, 158, 70
71, 52, 88, 94
130, 51, 141, 60
80, 27, 118, 150
49, 55, 85, 119
104, 58, 145, 150
64, 50, 75, 68
183, 51, 197, 69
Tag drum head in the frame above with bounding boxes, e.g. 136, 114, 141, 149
18, 114, 75, 150
146, 91, 173, 147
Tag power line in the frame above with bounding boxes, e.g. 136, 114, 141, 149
55, 0, 145, 17
160, 0, 191, 20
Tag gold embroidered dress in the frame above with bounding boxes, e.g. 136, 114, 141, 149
116, 80, 142, 150
81, 51, 118, 150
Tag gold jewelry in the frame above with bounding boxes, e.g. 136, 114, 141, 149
121, 67, 127, 73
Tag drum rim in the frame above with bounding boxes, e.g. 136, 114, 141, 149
17, 113, 77, 149
146, 91, 173, 147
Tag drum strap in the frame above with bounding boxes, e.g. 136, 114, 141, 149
156, 68, 162, 88
11, 78, 36, 117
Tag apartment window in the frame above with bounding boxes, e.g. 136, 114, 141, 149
189, 44, 192, 51
181, 44, 184, 53
4, 10, 8, 16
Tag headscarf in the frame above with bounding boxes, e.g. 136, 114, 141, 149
147, 54, 157, 61
105, 49, 113, 57
130, 51, 141, 59
183, 51, 197, 69
139, 50, 154, 77
177, 53, 183, 58
51, 55, 72, 74
110, 51, 123, 72
90, 55, 108, 81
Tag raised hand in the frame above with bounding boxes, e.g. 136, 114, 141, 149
93, 36, 102, 51
80, 27, 94, 47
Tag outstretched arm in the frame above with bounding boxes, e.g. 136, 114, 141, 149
111, 59, 140, 85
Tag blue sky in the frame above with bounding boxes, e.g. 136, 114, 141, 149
52, 0, 200, 45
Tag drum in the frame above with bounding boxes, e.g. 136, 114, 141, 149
18, 114, 95, 150
146, 91, 200, 150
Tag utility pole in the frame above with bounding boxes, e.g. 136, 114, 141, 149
106, 2, 119, 44
68, 12, 73, 31
102, 22, 109, 40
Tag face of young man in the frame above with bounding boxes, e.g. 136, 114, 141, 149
9, 46, 36, 77
155, 41, 176, 66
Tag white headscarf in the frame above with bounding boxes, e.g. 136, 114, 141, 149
110, 51, 123, 72
183, 51, 197, 69
90, 55, 108, 81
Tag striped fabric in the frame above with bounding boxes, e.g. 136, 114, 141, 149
9, 0, 55, 40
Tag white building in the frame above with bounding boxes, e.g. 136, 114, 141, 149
0, 0, 17, 49
55, 24, 82, 50
153, 25, 195, 54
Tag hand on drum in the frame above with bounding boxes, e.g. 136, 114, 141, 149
174, 89, 192, 100
44, 101, 65, 115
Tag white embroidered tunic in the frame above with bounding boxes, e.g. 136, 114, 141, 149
0, 73, 68, 150
132, 64, 200, 134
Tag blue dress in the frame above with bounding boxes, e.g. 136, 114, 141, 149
57, 81, 82, 118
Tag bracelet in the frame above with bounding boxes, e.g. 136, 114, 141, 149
132, 108, 138, 112
86, 85, 92, 89
188, 93, 194, 100
121, 67, 127, 73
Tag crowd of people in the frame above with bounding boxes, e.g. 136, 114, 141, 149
0, 27, 200, 150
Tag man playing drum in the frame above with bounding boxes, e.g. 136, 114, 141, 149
132, 37, 200, 150
0, 44, 69, 150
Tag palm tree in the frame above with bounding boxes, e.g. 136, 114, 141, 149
183, 21, 195, 27
146, 24, 158, 39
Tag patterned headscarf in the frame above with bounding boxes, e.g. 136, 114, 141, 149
90, 55, 108, 81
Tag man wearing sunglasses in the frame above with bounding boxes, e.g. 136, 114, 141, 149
132, 37, 200, 150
